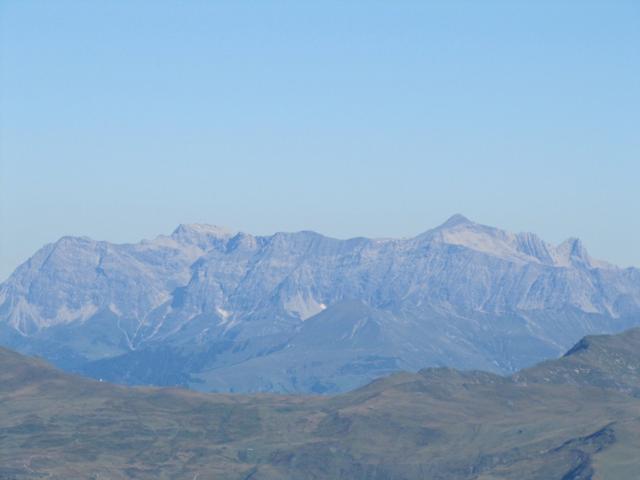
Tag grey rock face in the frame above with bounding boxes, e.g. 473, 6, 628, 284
1, 215, 639, 393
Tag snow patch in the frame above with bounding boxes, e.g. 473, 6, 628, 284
284, 293, 327, 320
108, 303, 122, 316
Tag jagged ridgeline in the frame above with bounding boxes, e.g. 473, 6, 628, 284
2, 328, 640, 479
1, 215, 640, 393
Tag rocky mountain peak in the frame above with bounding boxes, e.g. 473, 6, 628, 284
1, 217, 639, 394
172, 223, 236, 238
170, 224, 237, 250
437, 213, 474, 229
557, 237, 594, 268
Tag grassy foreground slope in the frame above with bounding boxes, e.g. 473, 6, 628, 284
2, 329, 640, 479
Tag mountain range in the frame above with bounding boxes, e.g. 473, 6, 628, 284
1, 215, 640, 393
2, 328, 640, 479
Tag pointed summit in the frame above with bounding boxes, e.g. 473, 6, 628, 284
557, 237, 592, 268
438, 214, 474, 229
415, 214, 478, 241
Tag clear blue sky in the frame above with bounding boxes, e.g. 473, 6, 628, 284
1, 1, 638, 280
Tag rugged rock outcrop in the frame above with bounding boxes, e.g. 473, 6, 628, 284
1, 215, 639, 392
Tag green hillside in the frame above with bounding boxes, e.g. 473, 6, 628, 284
3, 329, 640, 479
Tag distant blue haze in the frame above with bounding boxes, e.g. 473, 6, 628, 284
1, 0, 638, 280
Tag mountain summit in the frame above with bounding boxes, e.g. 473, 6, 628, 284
436, 213, 474, 228
1, 216, 639, 393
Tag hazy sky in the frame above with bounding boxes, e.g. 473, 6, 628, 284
1, 1, 639, 280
